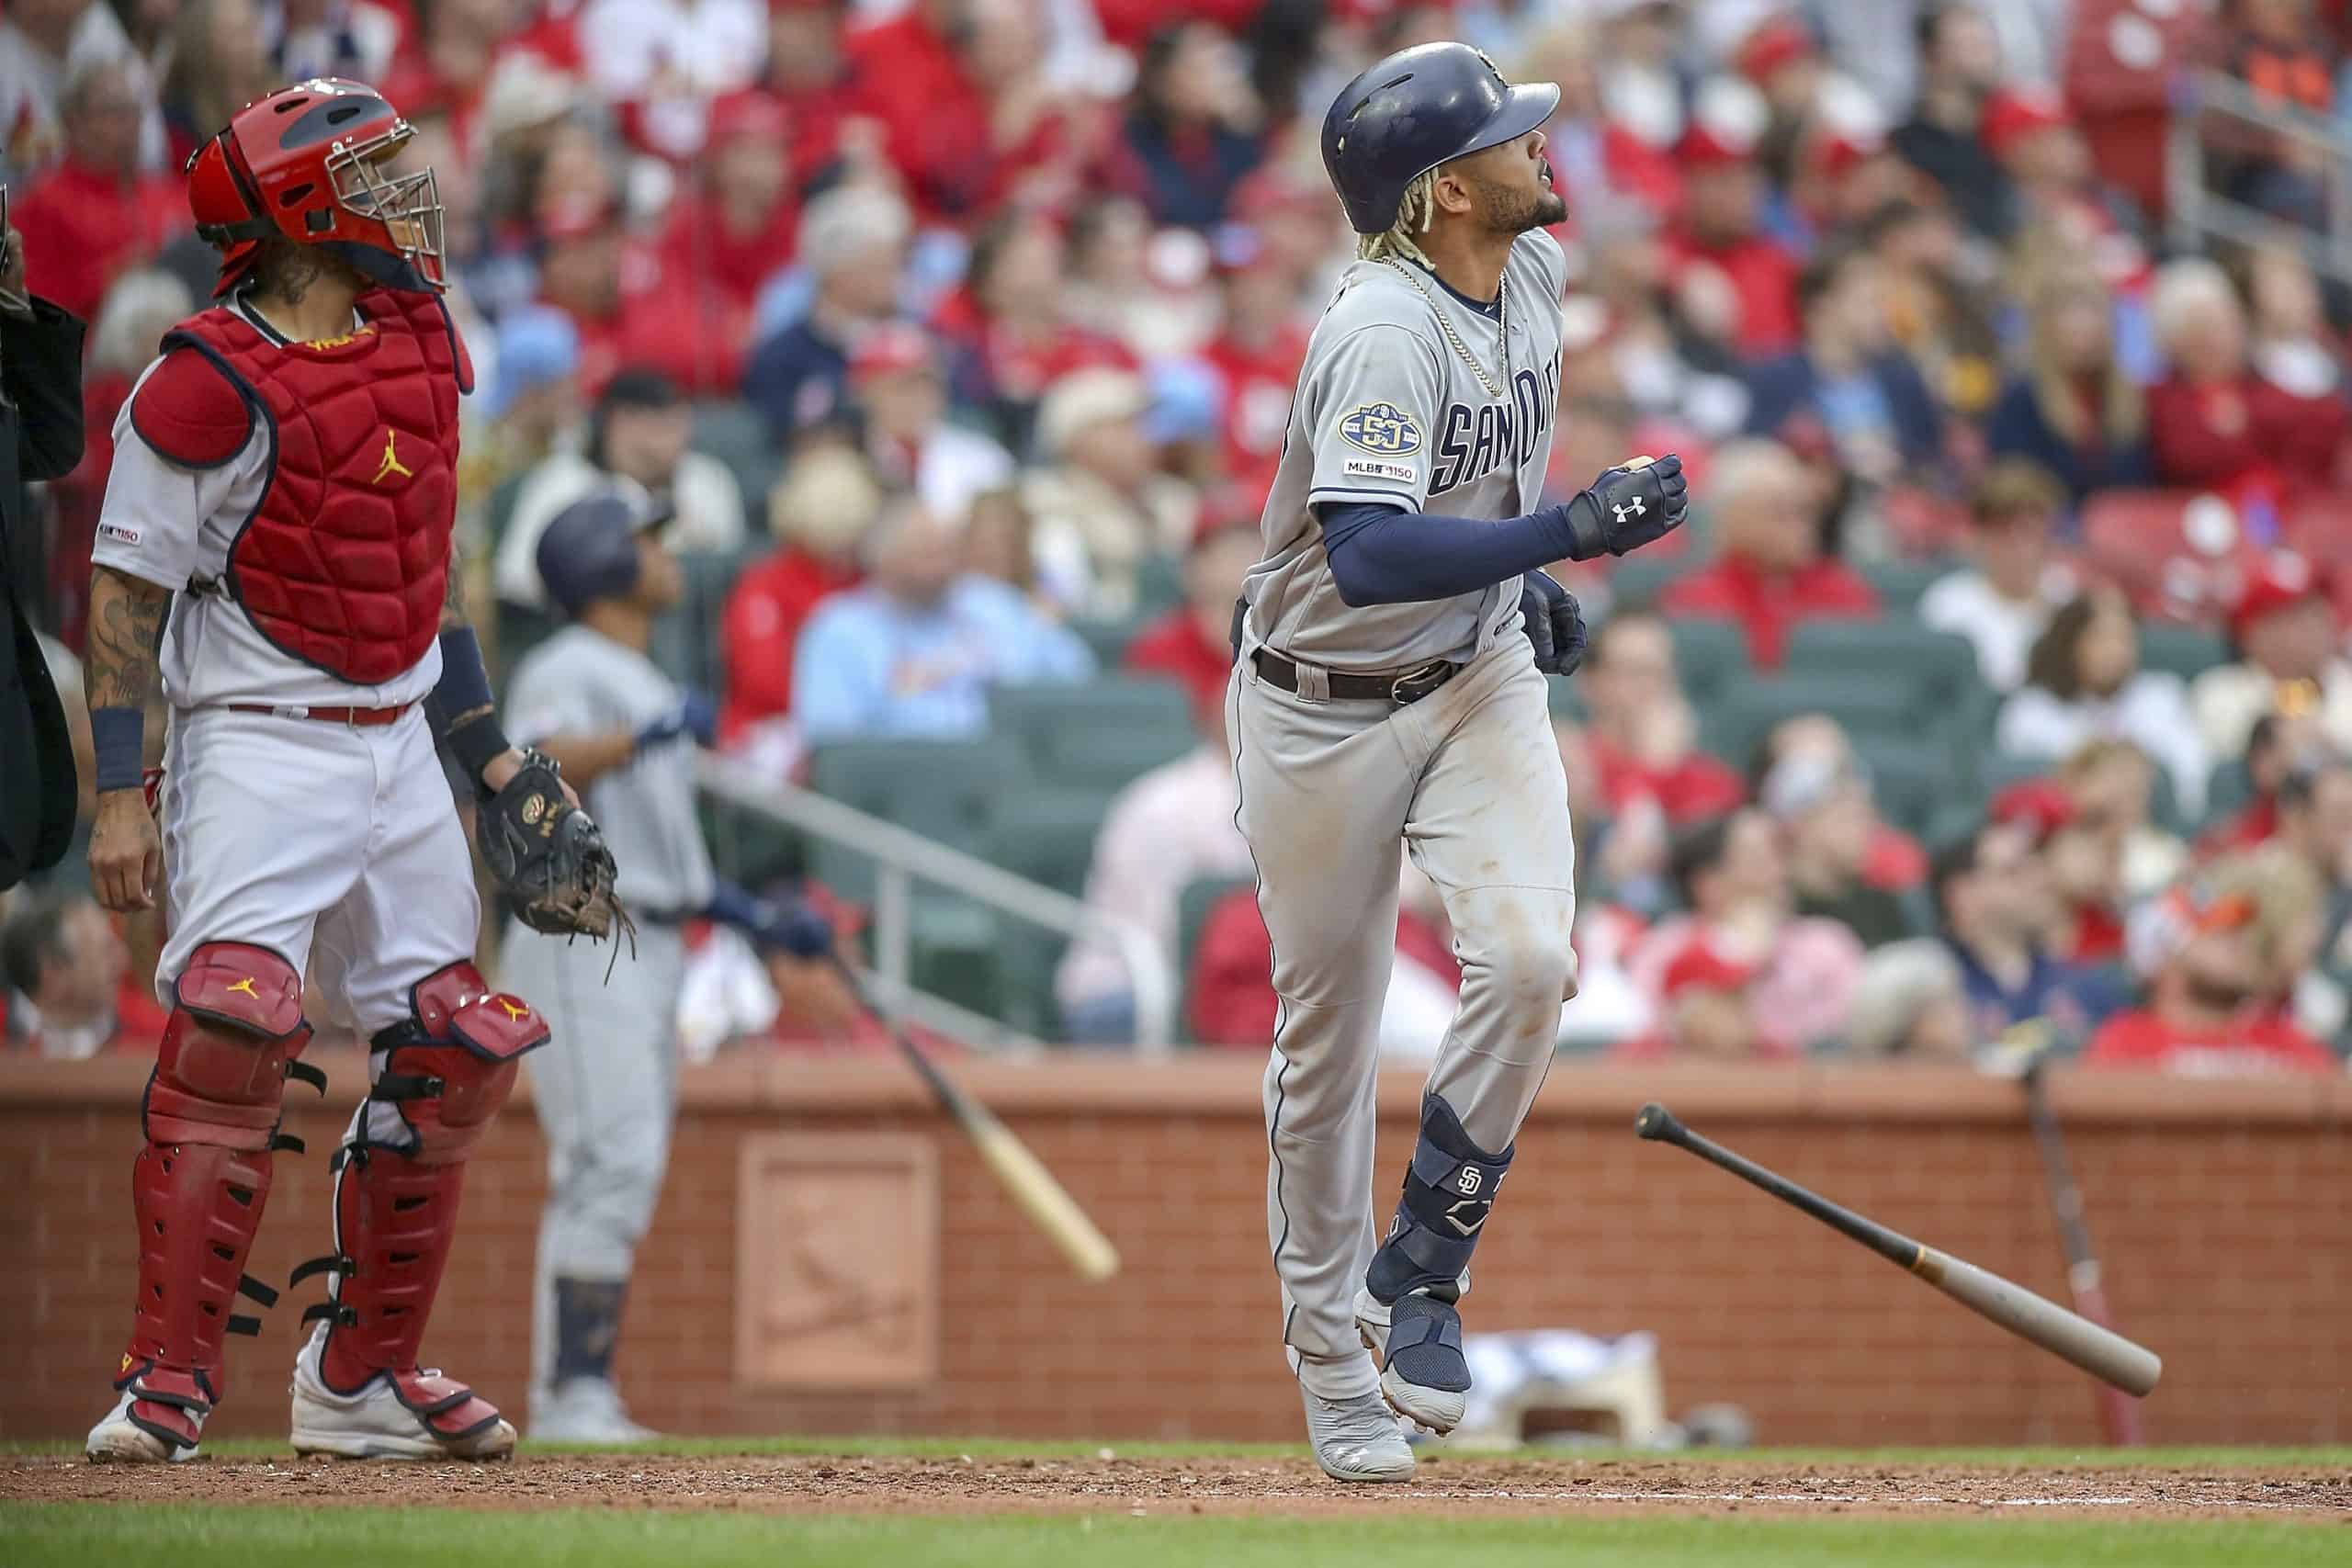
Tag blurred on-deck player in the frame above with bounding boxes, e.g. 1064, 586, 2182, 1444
79, 79, 619, 1464
1231, 43, 1688, 1481
500, 492, 831, 1442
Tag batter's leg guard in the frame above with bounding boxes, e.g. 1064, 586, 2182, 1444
1354, 1094, 1511, 1434
290, 961, 546, 1458
96, 943, 317, 1461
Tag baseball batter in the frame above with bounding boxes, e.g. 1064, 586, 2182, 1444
77, 79, 619, 1465
1232, 44, 1688, 1482
498, 492, 831, 1441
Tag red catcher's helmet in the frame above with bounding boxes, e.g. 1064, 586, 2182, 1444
185, 78, 446, 298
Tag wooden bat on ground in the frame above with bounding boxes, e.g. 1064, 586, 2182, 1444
835, 960, 1121, 1282
2020, 1058, 2144, 1444
1634, 1101, 2160, 1397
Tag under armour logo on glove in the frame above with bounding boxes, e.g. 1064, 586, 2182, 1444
1557, 453, 1689, 560
1613, 497, 1645, 524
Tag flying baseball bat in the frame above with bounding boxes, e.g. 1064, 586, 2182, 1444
1634, 1101, 2160, 1397
835, 961, 1120, 1282
2021, 1058, 2144, 1444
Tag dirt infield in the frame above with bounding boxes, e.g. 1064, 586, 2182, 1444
7, 1452, 2349, 1523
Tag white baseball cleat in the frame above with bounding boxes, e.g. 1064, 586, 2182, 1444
1300, 1386, 1415, 1483
288, 1322, 515, 1461
529, 1378, 660, 1445
85, 1392, 203, 1464
1356, 1289, 1470, 1436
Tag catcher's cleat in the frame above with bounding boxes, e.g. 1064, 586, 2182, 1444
1357, 1288, 1471, 1435
86, 1388, 206, 1464
289, 1321, 515, 1461
1300, 1385, 1415, 1483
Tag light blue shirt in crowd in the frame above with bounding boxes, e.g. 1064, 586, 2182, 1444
792, 576, 1096, 740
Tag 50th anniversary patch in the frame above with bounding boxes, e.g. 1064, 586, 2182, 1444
1339, 401, 1422, 455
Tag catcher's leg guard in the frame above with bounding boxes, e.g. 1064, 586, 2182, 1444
292, 960, 546, 1452
107, 943, 318, 1457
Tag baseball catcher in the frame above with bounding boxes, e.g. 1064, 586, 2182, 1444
79, 78, 619, 1464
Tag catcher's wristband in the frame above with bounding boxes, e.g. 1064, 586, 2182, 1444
426, 627, 512, 790
91, 705, 145, 793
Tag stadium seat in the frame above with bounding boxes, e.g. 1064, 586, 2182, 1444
806, 736, 1026, 901
1861, 558, 1960, 614
984, 788, 1114, 1043
1605, 554, 1690, 611
1131, 552, 1186, 618
2136, 621, 2232, 684
1702, 673, 1930, 769
2205, 759, 2255, 826
690, 399, 783, 513
990, 677, 1198, 792
2080, 489, 2264, 623
909, 896, 1004, 1030
1071, 615, 1147, 669
1785, 621, 1983, 709
649, 543, 757, 695
1666, 616, 1747, 707
1850, 735, 1946, 839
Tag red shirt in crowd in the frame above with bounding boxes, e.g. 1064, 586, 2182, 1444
1657, 553, 1883, 669
718, 547, 862, 743
15, 159, 186, 323
844, 10, 1070, 219
6, 979, 169, 1058
1187, 886, 1456, 1046
1198, 326, 1309, 492
1124, 609, 1232, 717
1589, 737, 1747, 823
1662, 229, 1802, 359
2084, 1008, 2337, 1075
2061, 901, 2127, 964
656, 191, 799, 314
2146, 373, 2349, 506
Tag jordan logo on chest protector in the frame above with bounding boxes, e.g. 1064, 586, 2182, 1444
372, 430, 414, 485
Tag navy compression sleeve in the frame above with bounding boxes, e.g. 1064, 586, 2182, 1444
1317, 502, 1577, 608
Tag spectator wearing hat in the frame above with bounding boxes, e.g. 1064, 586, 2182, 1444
717, 445, 881, 748
1629, 808, 1866, 1055
1580, 611, 1744, 845
1106, 21, 1266, 229
1931, 816, 2126, 1050
1984, 268, 2153, 503
2200, 711, 2324, 858
1659, 438, 1880, 670
2060, 737, 2187, 903
791, 496, 1092, 741
760, 0, 865, 188
1022, 367, 1194, 617
1614, 935, 1778, 1064
1998, 585, 2209, 821
2192, 553, 2352, 763
1124, 490, 1257, 717
655, 90, 801, 324
849, 322, 1016, 527
2088, 848, 2336, 1075
1920, 459, 2078, 694
1984, 88, 2154, 300
1, 887, 164, 1058
1743, 241, 1942, 486
14, 59, 184, 325
1662, 80, 1802, 361
1198, 226, 1311, 493
530, 197, 640, 400
1889, 4, 2016, 240
1845, 940, 1975, 1061
932, 208, 1136, 448
495, 367, 748, 610
1992, 777, 2126, 965
1762, 747, 1914, 949
742, 184, 914, 441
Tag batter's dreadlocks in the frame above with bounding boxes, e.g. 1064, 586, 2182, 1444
1356, 169, 1438, 268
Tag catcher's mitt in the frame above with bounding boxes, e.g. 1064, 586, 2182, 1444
478, 750, 629, 943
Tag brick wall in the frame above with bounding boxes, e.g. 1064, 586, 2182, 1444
5, 1056, 2346, 1446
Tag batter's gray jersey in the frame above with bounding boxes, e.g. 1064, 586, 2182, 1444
504, 626, 715, 912
1243, 228, 1569, 673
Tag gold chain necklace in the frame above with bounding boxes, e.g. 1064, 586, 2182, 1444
1384, 258, 1510, 401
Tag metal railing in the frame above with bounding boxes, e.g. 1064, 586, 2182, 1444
696, 754, 1181, 1055
2167, 69, 2352, 287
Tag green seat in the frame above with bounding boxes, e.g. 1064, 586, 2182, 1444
1862, 559, 1958, 613
1131, 552, 1186, 617
481, 468, 533, 553
1973, 750, 2053, 804
1665, 616, 1747, 707
1071, 615, 1147, 669
1787, 618, 1994, 746
2205, 760, 2255, 825
1602, 554, 1689, 611
691, 399, 782, 512
984, 788, 1113, 1041
805, 736, 1025, 901
1702, 673, 1929, 769
990, 676, 1197, 792
909, 896, 1002, 1026
649, 542, 755, 695
2137, 622, 2231, 683
1850, 735, 1946, 839
1545, 678, 1588, 721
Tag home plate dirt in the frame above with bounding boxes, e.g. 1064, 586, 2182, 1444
6, 1454, 2349, 1521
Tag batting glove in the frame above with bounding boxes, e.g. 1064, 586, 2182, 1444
1519, 570, 1588, 676
1558, 453, 1688, 560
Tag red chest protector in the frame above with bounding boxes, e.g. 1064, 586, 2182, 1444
135, 289, 472, 686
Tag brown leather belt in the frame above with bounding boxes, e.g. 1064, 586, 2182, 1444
1250, 649, 1461, 705
223, 702, 413, 726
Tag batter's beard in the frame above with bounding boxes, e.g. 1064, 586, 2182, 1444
1472, 169, 1569, 236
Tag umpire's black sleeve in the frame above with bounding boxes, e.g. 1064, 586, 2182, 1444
5, 298, 87, 481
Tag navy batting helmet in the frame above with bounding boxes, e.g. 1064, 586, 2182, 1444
1320, 43, 1561, 235
537, 489, 671, 616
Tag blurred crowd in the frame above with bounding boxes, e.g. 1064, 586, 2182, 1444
7, 0, 2352, 1076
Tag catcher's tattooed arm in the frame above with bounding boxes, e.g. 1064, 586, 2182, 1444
85, 565, 170, 910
